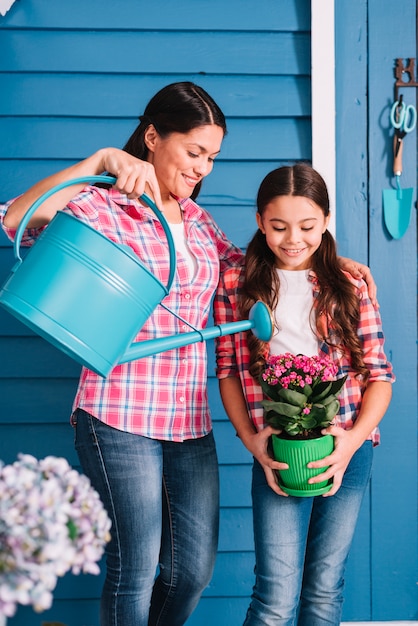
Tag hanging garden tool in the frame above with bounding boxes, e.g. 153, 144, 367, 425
383, 97, 416, 239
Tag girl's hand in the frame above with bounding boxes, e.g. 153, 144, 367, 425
242, 426, 289, 496
100, 148, 163, 208
338, 257, 378, 307
306, 426, 360, 496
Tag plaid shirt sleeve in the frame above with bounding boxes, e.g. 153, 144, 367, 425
320, 274, 395, 445
356, 279, 394, 381
214, 267, 266, 431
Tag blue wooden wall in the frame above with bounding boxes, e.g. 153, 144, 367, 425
0, 0, 416, 624
335, 0, 418, 621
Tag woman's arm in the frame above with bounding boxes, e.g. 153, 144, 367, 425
3, 148, 162, 230
219, 376, 289, 496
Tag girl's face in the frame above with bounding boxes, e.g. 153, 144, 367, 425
256, 195, 330, 270
145, 124, 224, 199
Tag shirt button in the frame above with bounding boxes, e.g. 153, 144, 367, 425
182, 325, 188, 331
184, 293, 191, 299
179, 396, 185, 403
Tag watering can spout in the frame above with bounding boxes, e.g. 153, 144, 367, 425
119, 300, 273, 364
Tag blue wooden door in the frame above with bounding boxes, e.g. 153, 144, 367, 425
335, 0, 418, 621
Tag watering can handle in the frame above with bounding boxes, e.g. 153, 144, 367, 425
13, 175, 176, 293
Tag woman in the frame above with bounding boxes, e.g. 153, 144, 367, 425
1, 84, 376, 626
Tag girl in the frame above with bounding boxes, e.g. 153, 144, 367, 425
214, 164, 394, 626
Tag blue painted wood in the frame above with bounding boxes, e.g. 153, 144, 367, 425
218, 508, 254, 552
0, 74, 311, 117
0, 379, 79, 422
0, 118, 312, 161
0, 0, 310, 31
368, 0, 418, 618
336, 0, 418, 620
0, 31, 311, 75
0, 337, 83, 377
0, 424, 79, 465
335, 0, 369, 264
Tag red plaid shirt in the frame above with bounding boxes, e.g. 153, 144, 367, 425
1, 187, 244, 441
214, 267, 395, 446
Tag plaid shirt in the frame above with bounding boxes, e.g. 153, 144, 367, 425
1, 187, 244, 441
214, 266, 395, 446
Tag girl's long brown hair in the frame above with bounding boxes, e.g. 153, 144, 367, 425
239, 164, 369, 381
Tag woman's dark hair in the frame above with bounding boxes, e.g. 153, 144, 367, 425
240, 163, 369, 381
123, 81, 227, 200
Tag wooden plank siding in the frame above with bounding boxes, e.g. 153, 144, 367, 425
335, 0, 418, 621
366, 0, 418, 620
0, 1, 313, 625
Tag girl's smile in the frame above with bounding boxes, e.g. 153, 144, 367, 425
256, 195, 330, 270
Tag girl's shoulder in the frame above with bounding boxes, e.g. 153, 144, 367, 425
222, 265, 245, 289
341, 270, 368, 296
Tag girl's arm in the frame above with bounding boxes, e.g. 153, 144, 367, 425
3, 148, 162, 229
308, 380, 392, 496
219, 376, 289, 496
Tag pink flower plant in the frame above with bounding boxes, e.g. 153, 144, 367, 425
260, 353, 347, 438
0, 454, 111, 617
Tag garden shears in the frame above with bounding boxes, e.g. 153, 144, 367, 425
390, 100, 417, 159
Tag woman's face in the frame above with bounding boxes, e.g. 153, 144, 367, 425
145, 124, 224, 199
256, 194, 330, 271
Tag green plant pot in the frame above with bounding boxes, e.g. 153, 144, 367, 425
272, 434, 334, 497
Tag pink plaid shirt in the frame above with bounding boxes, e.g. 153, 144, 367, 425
1, 187, 244, 441
214, 267, 395, 446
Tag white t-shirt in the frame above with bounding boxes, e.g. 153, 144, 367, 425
269, 269, 318, 357
168, 220, 197, 278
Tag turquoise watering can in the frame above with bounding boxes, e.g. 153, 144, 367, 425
0, 175, 273, 377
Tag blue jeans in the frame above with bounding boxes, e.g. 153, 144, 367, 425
244, 441, 373, 626
72, 408, 219, 626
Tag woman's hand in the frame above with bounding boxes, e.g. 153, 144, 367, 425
100, 148, 163, 208
3, 147, 163, 230
338, 257, 378, 306
306, 426, 360, 496
242, 426, 289, 496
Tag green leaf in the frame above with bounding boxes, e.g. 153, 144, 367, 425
265, 411, 290, 429
324, 398, 340, 420
259, 376, 282, 401
67, 519, 78, 541
285, 423, 302, 436
328, 375, 348, 395
300, 416, 317, 429
278, 388, 307, 407
311, 382, 332, 403
261, 400, 301, 417
301, 383, 313, 397
308, 405, 327, 423
320, 394, 338, 406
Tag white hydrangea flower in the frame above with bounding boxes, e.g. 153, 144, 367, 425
0, 454, 111, 617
